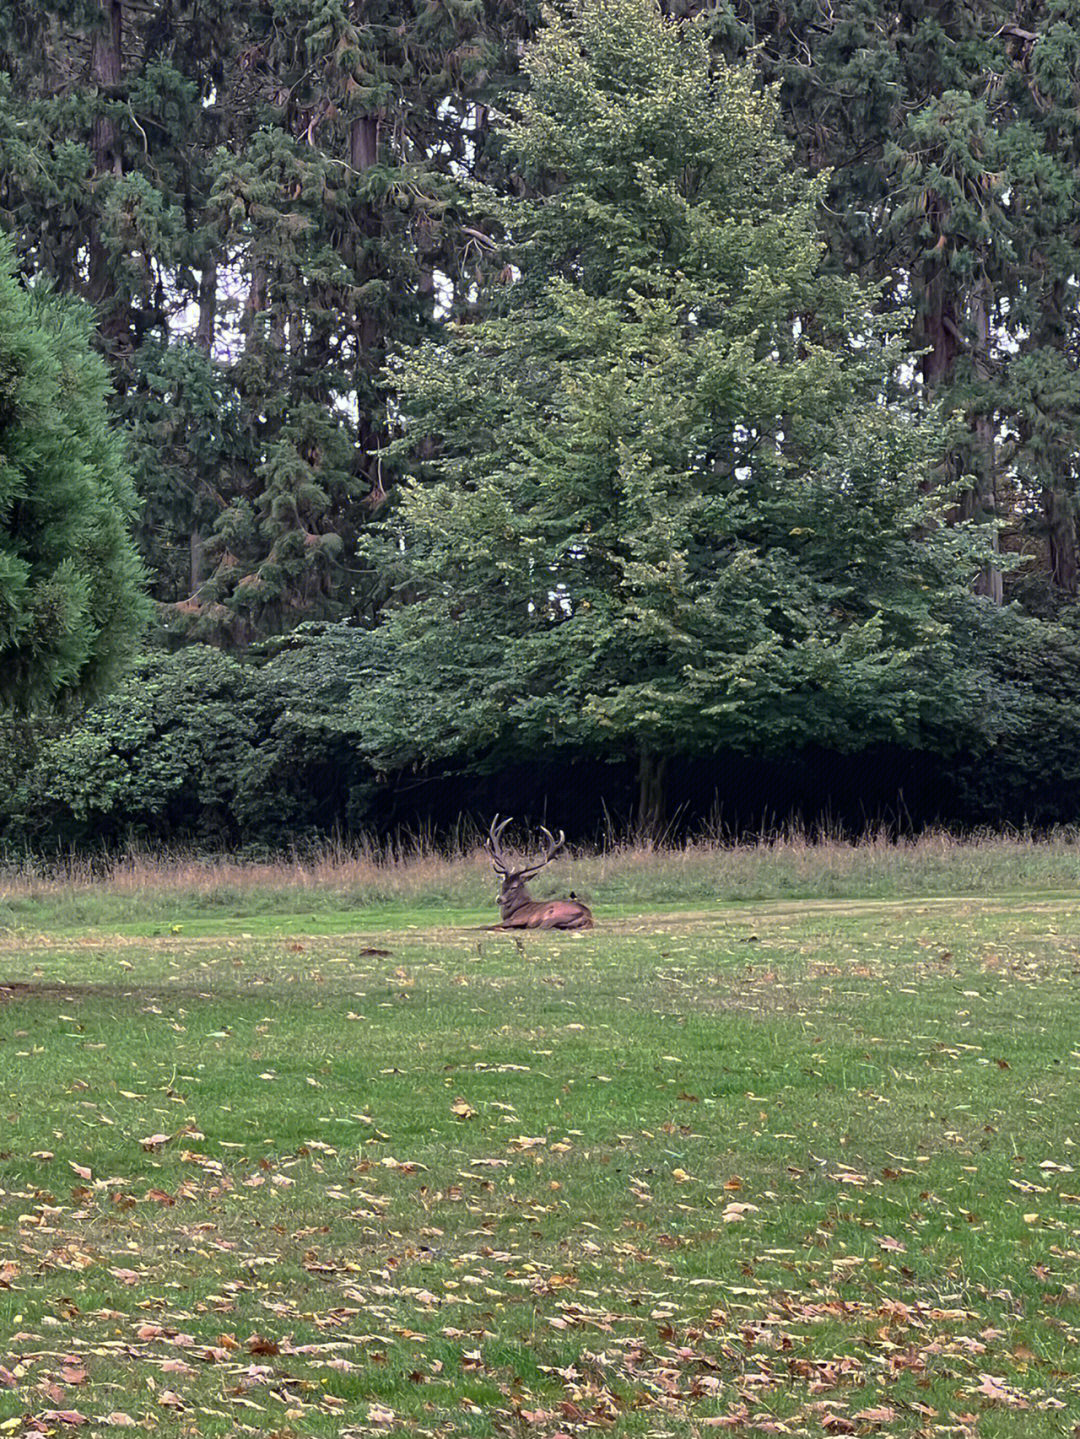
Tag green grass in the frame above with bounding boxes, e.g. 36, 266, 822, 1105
2, 893, 1080, 1435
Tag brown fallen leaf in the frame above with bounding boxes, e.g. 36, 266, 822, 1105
721, 1201, 759, 1222
38, 1413, 88, 1427
852, 1406, 896, 1423
975, 1373, 1028, 1407
102, 1415, 136, 1428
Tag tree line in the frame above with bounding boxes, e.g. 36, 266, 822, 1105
4, 0, 1080, 845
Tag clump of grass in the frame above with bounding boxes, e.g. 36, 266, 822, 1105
3, 825, 1080, 930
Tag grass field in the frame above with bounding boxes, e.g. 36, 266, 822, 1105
2, 844, 1080, 1436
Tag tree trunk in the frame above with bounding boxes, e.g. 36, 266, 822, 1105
350, 115, 378, 172
195, 261, 217, 355
963, 279, 1003, 604
351, 115, 380, 362
918, 302, 959, 393
190, 525, 205, 594
916, 199, 959, 395
88, 0, 126, 354
349, 112, 388, 512
90, 1, 123, 167
242, 261, 266, 339
1043, 484, 1079, 596
1034, 279, 1079, 598
636, 749, 669, 842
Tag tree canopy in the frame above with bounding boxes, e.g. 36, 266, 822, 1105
6, 0, 1080, 841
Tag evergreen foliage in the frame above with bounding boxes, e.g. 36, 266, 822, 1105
717, 0, 1080, 607
0, 1, 535, 643
0, 236, 148, 710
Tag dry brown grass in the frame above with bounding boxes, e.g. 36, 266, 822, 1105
2, 839, 466, 899
3, 825, 1080, 929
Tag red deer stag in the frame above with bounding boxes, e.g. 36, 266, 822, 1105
486, 815, 594, 930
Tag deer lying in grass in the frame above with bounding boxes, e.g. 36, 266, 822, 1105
486, 815, 594, 930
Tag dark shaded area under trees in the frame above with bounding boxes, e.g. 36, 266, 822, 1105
6, 0, 1080, 848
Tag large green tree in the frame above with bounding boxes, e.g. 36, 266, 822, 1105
347, 0, 997, 831
0, 236, 148, 710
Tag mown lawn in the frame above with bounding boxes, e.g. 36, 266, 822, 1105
2, 896, 1079, 1436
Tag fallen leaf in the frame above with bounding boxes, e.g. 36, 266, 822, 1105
975, 1373, 1028, 1407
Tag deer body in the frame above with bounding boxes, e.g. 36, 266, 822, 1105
487, 816, 594, 931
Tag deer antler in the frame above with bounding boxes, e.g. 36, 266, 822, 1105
486, 814, 513, 875
519, 825, 566, 878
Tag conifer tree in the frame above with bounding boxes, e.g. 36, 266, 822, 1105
0, 1, 536, 643
0, 236, 149, 709
716, 1, 1080, 607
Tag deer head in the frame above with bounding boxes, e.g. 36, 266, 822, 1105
486, 815, 593, 930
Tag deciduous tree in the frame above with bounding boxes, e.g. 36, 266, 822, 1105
352, 0, 996, 832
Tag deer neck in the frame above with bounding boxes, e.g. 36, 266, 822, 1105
500, 879, 535, 919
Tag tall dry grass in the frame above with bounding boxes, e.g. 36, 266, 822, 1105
3, 826, 1080, 929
